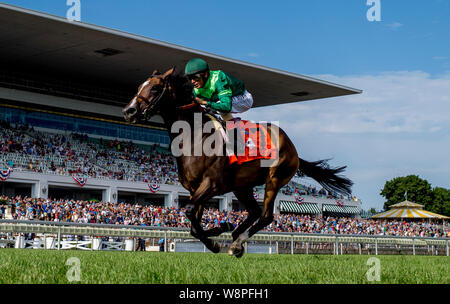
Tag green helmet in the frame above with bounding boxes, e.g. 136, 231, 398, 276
184, 58, 209, 76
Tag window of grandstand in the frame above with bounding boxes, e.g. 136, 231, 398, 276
0, 106, 170, 145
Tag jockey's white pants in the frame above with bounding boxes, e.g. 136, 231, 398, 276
221, 90, 253, 121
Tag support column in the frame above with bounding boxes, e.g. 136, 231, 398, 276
104, 186, 117, 204
15, 235, 25, 248
36, 180, 49, 199
291, 235, 294, 255
165, 191, 178, 209
221, 193, 233, 212
334, 237, 339, 255
273, 198, 280, 215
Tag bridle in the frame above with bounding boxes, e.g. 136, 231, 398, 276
134, 80, 169, 120
134, 76, 205, 120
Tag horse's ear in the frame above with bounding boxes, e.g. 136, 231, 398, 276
152, 69, 160, 76
162, 67, 176, 79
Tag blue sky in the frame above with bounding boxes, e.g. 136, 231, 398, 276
2, 0, 450, 211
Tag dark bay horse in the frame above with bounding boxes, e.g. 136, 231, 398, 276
123, 67, 353, 257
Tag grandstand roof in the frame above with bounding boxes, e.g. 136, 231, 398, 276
0, 3, 361, 110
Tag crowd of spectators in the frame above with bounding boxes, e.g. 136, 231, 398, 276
282, 184, 351, 201
0, 120, 179, 184
1, 120, 352, 201
265, 213, 447, 237
4, 196, 448, 238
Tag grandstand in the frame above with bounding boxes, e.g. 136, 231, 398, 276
0, 4, 362, 217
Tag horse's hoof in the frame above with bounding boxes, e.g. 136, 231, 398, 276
234, 248, 245, 258
227, 245, 243, 258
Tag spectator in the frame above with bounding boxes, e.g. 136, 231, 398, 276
137, 238, 146, 251
4, 195, 447, 238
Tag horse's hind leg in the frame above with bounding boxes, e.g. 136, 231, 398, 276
203, 188, 260, 241
228, 179, 280, 257
186, 203, 221, 253
247, 168, 296, 239
229, 169, 295, 257
225, 188, 261, 257
227, 182, 279, 257
243, 134, 299, 241
200, 202, 234, 238
203, 221, 235, 238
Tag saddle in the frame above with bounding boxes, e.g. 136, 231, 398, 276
204, 113, 277, 165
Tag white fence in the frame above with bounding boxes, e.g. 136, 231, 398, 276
0, 219, 448, 256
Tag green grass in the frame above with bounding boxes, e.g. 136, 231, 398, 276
0, 249, 448, 284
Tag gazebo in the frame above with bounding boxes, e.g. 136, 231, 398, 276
372, 200, 449, 219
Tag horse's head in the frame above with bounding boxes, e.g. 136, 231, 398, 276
123, 67, 176, 123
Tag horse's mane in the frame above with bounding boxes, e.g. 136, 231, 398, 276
170, 74, 195, 106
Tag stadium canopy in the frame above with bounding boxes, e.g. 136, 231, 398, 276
279, 201, 321, 214
322, 204, 359, 215
0, 3, 361, 113
372, 200, 449, 219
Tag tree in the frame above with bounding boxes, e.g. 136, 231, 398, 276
431, 187, 450, 217
380, 175, 433, 211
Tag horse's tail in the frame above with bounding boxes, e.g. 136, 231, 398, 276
297, 158, 353, 197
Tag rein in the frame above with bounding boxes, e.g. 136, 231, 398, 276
176, 102, 202, 111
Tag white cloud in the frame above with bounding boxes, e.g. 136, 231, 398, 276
246, 71, 450, 135
386, 22, 404, 30
239, 71, 450, 210
247, 52, 260, 58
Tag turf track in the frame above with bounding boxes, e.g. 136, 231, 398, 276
0, 249, 448, 284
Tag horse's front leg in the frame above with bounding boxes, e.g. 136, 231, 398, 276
185, 178, 221, 253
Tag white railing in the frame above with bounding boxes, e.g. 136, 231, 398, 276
0, 219, 448, 256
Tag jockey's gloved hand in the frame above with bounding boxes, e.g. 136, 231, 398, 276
194, 97, 208, 106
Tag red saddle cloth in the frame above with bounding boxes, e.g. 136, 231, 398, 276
225, 119, 278, 165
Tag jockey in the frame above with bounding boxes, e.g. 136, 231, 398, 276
184, 58, 253, 121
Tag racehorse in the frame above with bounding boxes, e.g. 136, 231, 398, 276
123, 67, 353, 257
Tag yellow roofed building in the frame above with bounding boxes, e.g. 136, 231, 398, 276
372, 200, 449, 219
